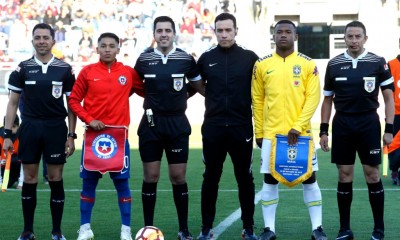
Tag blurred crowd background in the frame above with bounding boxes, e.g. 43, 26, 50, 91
0, 0, 252, 64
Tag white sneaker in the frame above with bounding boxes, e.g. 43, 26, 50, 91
120, 225, 132, 240
77, 223, 94, 240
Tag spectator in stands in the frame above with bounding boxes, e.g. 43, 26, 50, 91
43, 8, 57, 27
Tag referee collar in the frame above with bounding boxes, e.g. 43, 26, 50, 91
154, 47, 176, 64
344, 49, 368, 60
34, 55, 55, 74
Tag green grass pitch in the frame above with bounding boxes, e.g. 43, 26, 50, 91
1, 147, 400, 239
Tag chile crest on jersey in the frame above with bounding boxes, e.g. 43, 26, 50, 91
119, 75, 127, 85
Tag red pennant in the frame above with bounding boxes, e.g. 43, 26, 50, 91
83, 126, 126, 174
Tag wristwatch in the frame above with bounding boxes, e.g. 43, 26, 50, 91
68, 132, 77, 139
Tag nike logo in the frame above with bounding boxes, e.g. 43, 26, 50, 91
267, 70, 274, 74
209, 63, 218, 67
121, 170, 128, 174
246, 137, 253, 142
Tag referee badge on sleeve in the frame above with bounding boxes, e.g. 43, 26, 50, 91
364, 77, 375, 93
52, 81, 63, 98
172, 74, 184, 91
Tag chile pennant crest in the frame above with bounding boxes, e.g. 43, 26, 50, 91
83, 126, 127, 174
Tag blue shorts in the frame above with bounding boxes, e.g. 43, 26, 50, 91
80, 140, 131, 179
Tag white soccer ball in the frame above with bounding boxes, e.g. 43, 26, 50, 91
135, 226, 164, 240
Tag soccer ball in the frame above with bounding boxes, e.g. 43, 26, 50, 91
135, 226, 164, 240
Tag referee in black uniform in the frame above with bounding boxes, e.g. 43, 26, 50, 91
320, 21, 394, 240
196, 13, 259, 240
2, 23, 76, 240
134, 16, 203, 240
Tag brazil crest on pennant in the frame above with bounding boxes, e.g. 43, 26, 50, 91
270, 134, 314, 187
83, 125, 127, 174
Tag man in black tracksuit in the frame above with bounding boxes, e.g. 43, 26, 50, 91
196, 13, 259, 240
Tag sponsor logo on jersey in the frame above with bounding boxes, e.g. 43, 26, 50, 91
29, 70, 40, 73
173, 78, 183, 91
313, 66, 319, 76
340, 65, 351, 70
91, 134, 118, 160
294, 80, 300, 87
119, 75, 127, 85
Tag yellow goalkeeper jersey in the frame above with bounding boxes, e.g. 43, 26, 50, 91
252, 51, 320, 139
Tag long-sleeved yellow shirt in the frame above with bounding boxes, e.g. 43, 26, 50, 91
252, 51, 320, 139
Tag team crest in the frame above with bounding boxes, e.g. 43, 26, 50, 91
293, 65, 301, 76
91, 134, 118, 160
364, 77, 375, 93
52, 85, 62, 98
118, 75, 127, 85
173, 78, 183, 91
287, 146, 297, 161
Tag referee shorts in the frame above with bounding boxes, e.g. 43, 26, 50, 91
332, 111, 381, 166
18, 118, 68, 164
138, 114, 190, 164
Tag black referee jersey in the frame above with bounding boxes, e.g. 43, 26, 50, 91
134, 47, 201, 115
8, 56, 75, 120
324, 51, 393, 113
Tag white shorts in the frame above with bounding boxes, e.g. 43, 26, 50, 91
260, 138, 319, 173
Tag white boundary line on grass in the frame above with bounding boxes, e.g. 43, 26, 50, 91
211, 191, 262, 239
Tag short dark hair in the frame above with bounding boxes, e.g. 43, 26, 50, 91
98, 32, 120, 45
214, 12, 237, 29
274, 20, 297, 32
345, 20, 367, 35
154, 16, 176, 33
32, 23, 55, 39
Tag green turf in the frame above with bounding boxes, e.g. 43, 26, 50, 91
1, 148, 400, 239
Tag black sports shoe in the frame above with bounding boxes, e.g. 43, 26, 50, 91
336, 229, 354, 240
312, 226, 327, 240
242, 228, 257, 240
197, 227, 213, 240
258, 227, 276, 240
17, 231, 36, 240
178, 229, 193, 240
370, 229, 384, 240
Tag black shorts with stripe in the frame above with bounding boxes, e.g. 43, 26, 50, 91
138, 114, 191, 164
18, 118, 68, 164
331, 111, 381, 166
